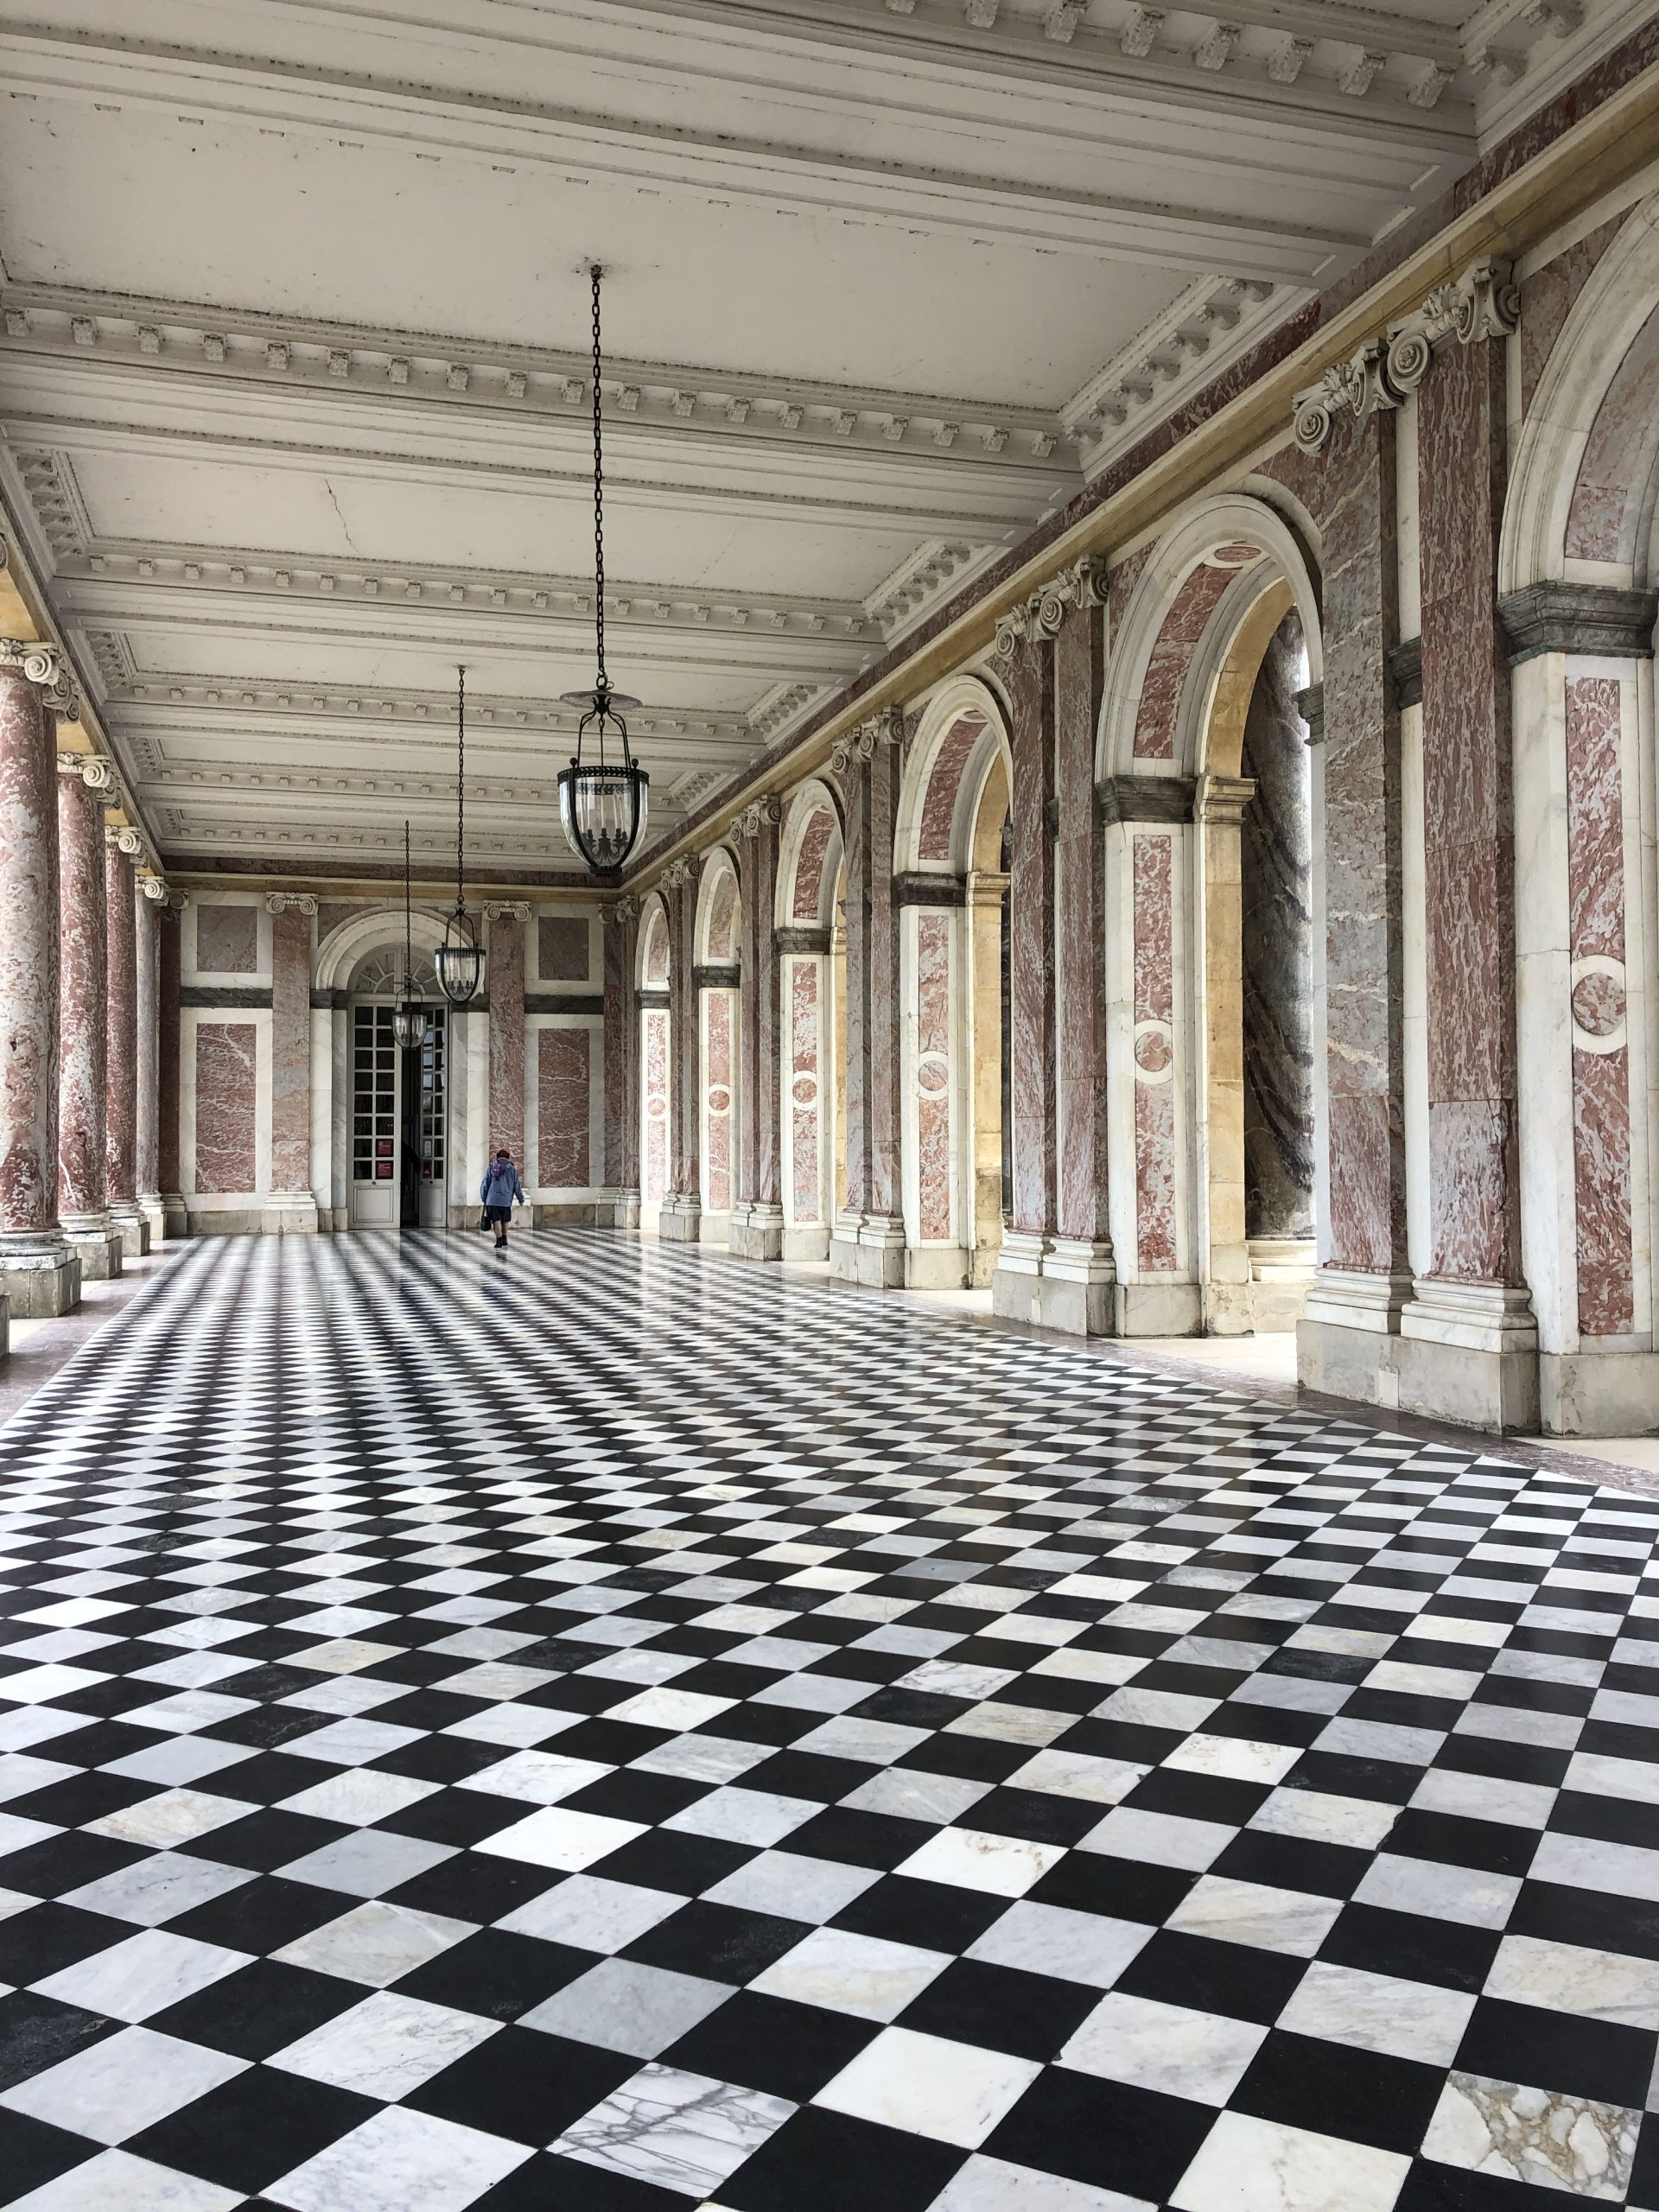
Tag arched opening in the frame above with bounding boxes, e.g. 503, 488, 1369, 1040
777, 785, 844, 1262
343, 938, 445, 1232
965, 750, 1011, 1285
695, 850, 741, 1245
638, 898, 671, 1231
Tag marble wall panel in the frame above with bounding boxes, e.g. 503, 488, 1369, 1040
1241, 615, 1315, 1240
1566, 301, 1659, 568
643, 1007, 669, 1204
194, 1022, 257, 1192
706, 872, 739, 963
791, 959, 821, 1224
105, 842, 137, 1208
916, 912, 952, 1242
641, 908, 670, 988
1133, 833, 1178, 1270
56, 773, 107, 1218
538, 916, 591, 982
487, 911, 526, 1161
840, 765, 871, 1213
737, 817, 781, 1211
704, 989, 733, 1214
918, 717, 981, 863
1420, 334, 1520, 1285
538, 1027, 592, 1189
1519, 213, 1628, 413
1135, 563, 1235, 760
1055, 605, 1110, 1243
157, 907, 182, 1195
1007, 645, 1057, 1237
1566, 674, 1633, 1337
135, 887, 159, 1205
315, 901, 359, 950
792, 807, 834, 922
671, 878, 701, 1198
603, 909, 637, 1191
268, 905, 312, 1195
194, 904, 257, 976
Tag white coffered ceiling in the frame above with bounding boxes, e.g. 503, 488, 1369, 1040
0, 0, 1637, 875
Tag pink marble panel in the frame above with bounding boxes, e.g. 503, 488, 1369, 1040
642, 908, 670, 987
704, 989, 732, 1212
603, 909, 636, 1190
1567, 302, 1659, 568
57, 773, 107, 1218
157, 907, 182, 1196
488, 911, 525, 1160
1519, 213, 1625, 414
538, 916, 590, 982
792, 805, 834, 922
1007, 645, 1057, 1238
918, 717, 981, 863
537, 1027, 591, 1188
1133, 833, 1177, 1270
916, 912, 951, 1242
791, 959, 821, 1223
315, 901, 359, 948
1134, 563, 1234, 760
194, 904, 257, 975
1055, 602, 1109, 1243
643, 1008, 669, 1203
194, 1022, 256, 1192
269, 905, 311, 1195
706, 872, 739, 962
105, 842, 137, 1207
1567, 674, 1632, 1337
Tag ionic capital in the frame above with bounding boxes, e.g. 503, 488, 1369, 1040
140, 874, 171, 903
993, 556, 1104, 660
104, 822, 143, 857
482, 899, 531, 922
734, 794, 783, 840
1291, 255, 1518, 453
57, 751, 117, 793
1, 637, 78, 721
264, 891, 319, 916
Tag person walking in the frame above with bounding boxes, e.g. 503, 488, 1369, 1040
480, 1148, 526, 1250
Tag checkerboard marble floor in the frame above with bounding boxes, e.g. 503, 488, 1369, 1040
0, 1229, 1657, 2210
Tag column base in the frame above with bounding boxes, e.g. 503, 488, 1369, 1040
161, 1192, 189, 1240
700, 1210, 733, 1248
1113, 1278, 1203, 1336
261, 1192, 319, 1236
906, 1244, 969, 1290
1395, 1280, 1540, 1433
1249, 1236, 1316, 1332
1541, 1349, 1659, 1437
138, 1193, 168, 1248
109, 1205, 150, 1259
783, 1224, 830, 1263
829, 1210, 862, 1281
991, 1230, 1048, 1323
601, 1188, 642, 1230
1297, 1268, 1414, 1408
61, 1213, 124, 1282
855, 1214, 907, 1288
728, 1202, 784, 1262
1039, 1238, 1116, 1337
658, 1192, 702, 1243
0, 1234, 81, 1319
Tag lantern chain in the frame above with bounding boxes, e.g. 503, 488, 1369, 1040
591, 263, 608, 699
455, 664, 466, 910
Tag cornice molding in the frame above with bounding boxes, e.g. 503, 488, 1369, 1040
1498, 581, 1659, 660
1096, 773, 1198, 824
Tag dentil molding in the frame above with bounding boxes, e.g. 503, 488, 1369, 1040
1291, 257, 1520, 452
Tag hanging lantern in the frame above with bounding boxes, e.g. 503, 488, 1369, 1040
391, 821, 429, 1049
435, 664, 486, 1006
558, 262, 649, 879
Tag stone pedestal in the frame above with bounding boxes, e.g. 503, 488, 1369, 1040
728, 1200, 784, 1262
1298, 1268, 1414, 1407
603, 1187, 642, 1230
992, 1228, 1048, 1323
1249, 1236, 1316, 1332
0, 1235, 79, 1319
261, 1191, 320, 1236
830, 1209, 906, 1286
1041, 1237, 1116, 1337
658, 1192, 702, 1243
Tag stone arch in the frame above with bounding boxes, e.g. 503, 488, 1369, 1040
1098, 495, 1323, 781
637, 893, 670, 988
1503, 192, 1659, 593
695, 848, 741, 965
895, 675, 1014, 877
636, 893, 672, 1215
315, 903, 446, 992
776, 781, 844, 931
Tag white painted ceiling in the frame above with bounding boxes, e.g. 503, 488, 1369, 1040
0, 0, 1634, 875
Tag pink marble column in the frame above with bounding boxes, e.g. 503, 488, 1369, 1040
1296, 407, 1411, 1401
1049, 600, 1114, 1331
733, 809, 783, 1261
660, 866, 702, 1239
55, 760, 121, 1279
156, 896, 186, 1236
0, 647, 77, 1315
837, 756, 873, 1237
487, 905, 527, 1165
266, 896, 317, 1231
105, 828, 147, 1255
602, 900, 640, 1224
134, 877, 165, 1244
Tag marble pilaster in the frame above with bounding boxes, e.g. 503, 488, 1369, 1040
660, 868, 702, 1242
156, 896, 188, 1238
732, 812, 783, 1262
104, 828, 149, 1256
993, 638, 1058, 1322
602, 902, 641, 1227
0, 645, 76, 1316
830, 740, 906, 1287
486, 904, 528, 1166
265, 896, 318, 1234
55, 760, 122, 1281
135, 878, 166, 1247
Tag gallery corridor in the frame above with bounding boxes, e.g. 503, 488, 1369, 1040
0, 1233, 1653, 2209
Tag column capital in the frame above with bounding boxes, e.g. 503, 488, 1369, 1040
140, 875, 170, 903
605, 895, 639, 924
993, 556, 1104, 661
1, 637, 78, 721
482, 899, 531, 922
104, 822, 143, 858
734, 794, 782, 840
1292, 254, 1518, 453
57, 751, 117, 792
264, 891, 318, 916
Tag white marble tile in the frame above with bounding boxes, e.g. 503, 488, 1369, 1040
278, 1827, 454, 1897
1276, 1961, 1475, 2063
266, 2104, 530, 2212
8, 2147, 243, 2211
895, 1659, 1020, 1701
1162, 1734, 1303, 1785
1351, 1853, 1522, 1929
499, 1873, 684, 1952
461, 1749, 615, 1805
750, 1926, 951, 2021
1421, 2071, 1638, 2199
272, 1900, 474, 1987
521, 1958, 731, 2056
1169, 2110, 1410, 2212
100, 1737, 254, 1788
1484, 1935, 1659, 2029
1062, 1991, 1265, 2103
817, 2025, 1040, 2147
1565, 1750, 1659, 1806
474, 1805, 645, 1871
439, 1702, 574, 1748
1092, 1687, 1220, 1732
276, 1716, 424, 1764
0, 2024, 246, 2144
838, 1769, 991, 1825
947, 1701, 1075, 1746
792, 1715, 930, 1764
552, 2063, 794, 2196
927, 2153, 1154, 2211
62, 1851, 251, 1928
1165, 1876, 1344, 1958
703, 1849, 882, 1924
1081, 1808, 1233, 1872
35, 1928, 250, 2022
0, 1754, 74, 1803
604, 1687, 737, 1732
896, 1826, 1065, 1897
1408, 1768, 1557, 1828
276, 1770, 442, 1827
1247, 1790, 1399, 1851
663, 1786, 820, 1847
1004, 1750, 1145, 1806
965, 1901, 1152, 1988
272, 1990, 499, 2100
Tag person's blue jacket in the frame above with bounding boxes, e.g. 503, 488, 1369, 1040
480, 1159, 526, 1208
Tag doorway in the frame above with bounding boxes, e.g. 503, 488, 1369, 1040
350, 1001, 448, 1229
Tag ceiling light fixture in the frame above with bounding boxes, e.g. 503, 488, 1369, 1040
391, 820, 430, 1048
435, 664, 486, 1005
558, 263, 649, 877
